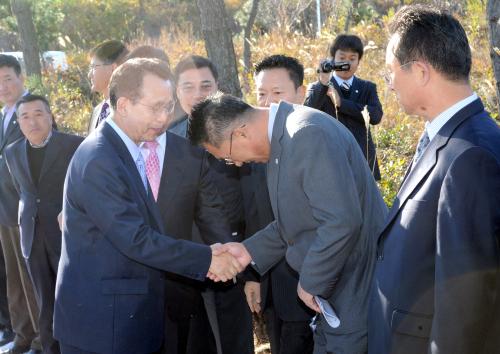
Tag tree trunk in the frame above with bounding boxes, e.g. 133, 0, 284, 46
242, 0, 260, 94
344, 0, 360, 33
196, 0, 242, 97
487, 0, 500, 112
10, 0, 41, 77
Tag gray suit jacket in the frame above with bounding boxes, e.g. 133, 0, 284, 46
243, 102, 388, 335
5, 131, 83, 258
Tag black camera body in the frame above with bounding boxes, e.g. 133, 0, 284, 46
317, 60, 350, 73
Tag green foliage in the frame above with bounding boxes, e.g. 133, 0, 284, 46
4, 0, 495, 207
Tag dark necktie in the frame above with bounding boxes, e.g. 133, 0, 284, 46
340, 81, 351, 98
413, 129, 430, 165
97, 102, 110, 127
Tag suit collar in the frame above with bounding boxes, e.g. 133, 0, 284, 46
0, 112, 19, 150
267, 101, 294, 220
38, 130, 60, 182
379, 98, 485, 239
157, 132, 186, 213
101, 123, 163, 229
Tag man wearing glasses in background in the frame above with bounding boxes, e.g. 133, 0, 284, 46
87, 40, 128, 134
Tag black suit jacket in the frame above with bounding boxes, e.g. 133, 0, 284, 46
368, 98, 500, 354
169, 115, 245, 234
54, 123, 212, 354
5, 130, 83, 259
158, 132, 231, 320
241, 162, 313, 321
305, 76, 383, 180
0, 111, 24, 226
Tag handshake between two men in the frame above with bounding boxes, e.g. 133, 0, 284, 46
207, 242, 251, 282
206, 242, 321, 313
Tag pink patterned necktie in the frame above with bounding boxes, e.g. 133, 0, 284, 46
144, 141, 161, 201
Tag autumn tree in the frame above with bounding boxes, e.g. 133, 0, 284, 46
196, 0, 242, 97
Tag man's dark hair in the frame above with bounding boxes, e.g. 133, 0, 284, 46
189, 92, 252, 147
90, 40, 129, 65
109, 58, 173, 110
329, 34, 364, 60
16, 94, 51, 113
127, 45, 170, 67
174, 55, 218, 82
254, 54, 304, 89
16, 94, 58, 129
0, 54, 22, 76
389, 5, 471, 82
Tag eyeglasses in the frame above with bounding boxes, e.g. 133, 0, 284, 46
136, 100, 176, 115
88, 63, 112, 72
382, 61, 416, 86
223, 124, 245, 165
223, 130, 236, 165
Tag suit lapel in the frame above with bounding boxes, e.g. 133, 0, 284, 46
157, 133, 186, 215
378, 99, 485, 239
38, 130, 59, 183
349, 76, 362, 102
20, 139, 35, 188
267, 102, 293, 220
0, 112, 19, 151
102, 124, 162, 229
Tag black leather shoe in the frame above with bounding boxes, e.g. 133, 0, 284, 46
0, 330, 14, 347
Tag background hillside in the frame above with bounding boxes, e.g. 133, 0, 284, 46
0, 0, 497, 205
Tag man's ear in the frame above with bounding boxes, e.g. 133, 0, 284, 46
233, 124, 248, 138
413, 61, 431, 87
297, 85, 306, 103
115, 96, 130, 117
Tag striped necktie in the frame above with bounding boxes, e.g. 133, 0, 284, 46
135, 153, 148, 193
413, 129, 430, 165
144, 141, 160, 201
340, 81, 350, 92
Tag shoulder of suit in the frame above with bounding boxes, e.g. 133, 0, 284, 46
4, 137, 25, 156
166, 130, 204, 158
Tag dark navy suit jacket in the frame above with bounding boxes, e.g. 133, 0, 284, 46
5, 130, 83, 259
368, 98, 500, 354
0, 111, 23, 226
54, 122, 212, 354
305, 76, 383, 180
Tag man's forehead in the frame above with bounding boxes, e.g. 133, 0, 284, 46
178, 67, 216, 83
386, 34, 400, 64
19, 101, 47, 113
256, 68, 293, 87
141, 78, 173, 98
0, 67, 17, 76
335, 49, 359, 57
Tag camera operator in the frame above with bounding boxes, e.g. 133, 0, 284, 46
305, 34, 383, 180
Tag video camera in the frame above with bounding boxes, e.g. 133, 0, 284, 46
317, 59, 350, 73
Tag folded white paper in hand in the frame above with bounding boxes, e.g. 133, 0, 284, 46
314, 296, 340, 328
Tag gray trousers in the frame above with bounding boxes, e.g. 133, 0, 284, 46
312, 316, 367, 354
0, 224, 39, 348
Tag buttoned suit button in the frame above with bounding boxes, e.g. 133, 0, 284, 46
287, 239, 294, 246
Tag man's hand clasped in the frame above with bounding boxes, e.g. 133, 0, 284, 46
207, 242, 252, 282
